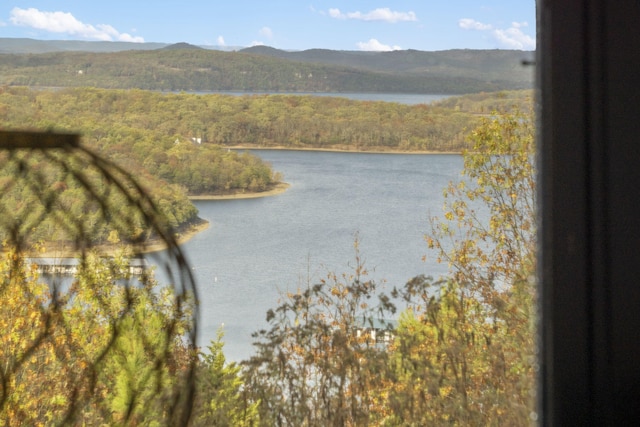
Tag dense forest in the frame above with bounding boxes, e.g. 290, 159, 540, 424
241, 45, 534, 83
0, 43, 533, 94
0, 86, 531, 153
0, 147, 199, 249
0, 87, 290, 193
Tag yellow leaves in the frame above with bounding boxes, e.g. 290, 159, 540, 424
0, 250, 196, 426
489, 216, 500, 233
426, 236, 435, 249
439, 385, 453, 398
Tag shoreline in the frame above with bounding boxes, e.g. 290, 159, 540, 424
27, 182, 290, 258
226, 145, 462, 155
31, 219, 211, 258
188, 182, 290, 201
135, 218, 211, 254
18, 148, 436, 259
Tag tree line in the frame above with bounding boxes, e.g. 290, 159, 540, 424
0, 47, 532, 94
0, 86, 531, 154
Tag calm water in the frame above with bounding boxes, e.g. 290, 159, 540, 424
179, 150, 464, 361
190, 92, 452, 105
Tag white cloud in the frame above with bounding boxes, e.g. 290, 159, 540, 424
329, 8, 417, 23
117, 32, 143, 43
458, 18, 492, 31
493, 26, 536, 50
328, 9, 342, 19
217, 36, 226, 46
259, 26, 273, 39
250, 40, 265, 47
459, 18, 535, 50
9, 7, 144, 42
356, 38, 401, 52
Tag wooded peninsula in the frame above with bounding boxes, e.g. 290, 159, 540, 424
0, 86, 531, 247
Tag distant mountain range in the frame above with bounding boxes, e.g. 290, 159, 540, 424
0, 38, 534, 94
240, 45, 534, 84
0, 38, 241, 54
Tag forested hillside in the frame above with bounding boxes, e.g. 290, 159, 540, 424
0, 43, 533, 94
241, 45, 534, 84
0, 86, 283, 193
0, 86, 531, 153
0, 87, 279, 247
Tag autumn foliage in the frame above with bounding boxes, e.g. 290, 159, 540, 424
0, 251, 197, 425
0, 103, 535, 425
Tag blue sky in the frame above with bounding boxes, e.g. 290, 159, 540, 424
1, 1, 536, 51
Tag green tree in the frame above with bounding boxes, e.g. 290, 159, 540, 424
191, 330, 259, 426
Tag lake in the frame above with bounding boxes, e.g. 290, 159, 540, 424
180, 150, 464, 361
190, 92, 453, 105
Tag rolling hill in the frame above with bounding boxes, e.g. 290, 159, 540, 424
0, 38, 534, 94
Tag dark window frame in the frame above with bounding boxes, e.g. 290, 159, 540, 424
538, 1, 640, 424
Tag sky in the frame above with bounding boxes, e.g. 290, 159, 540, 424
0, 1, 536, 52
